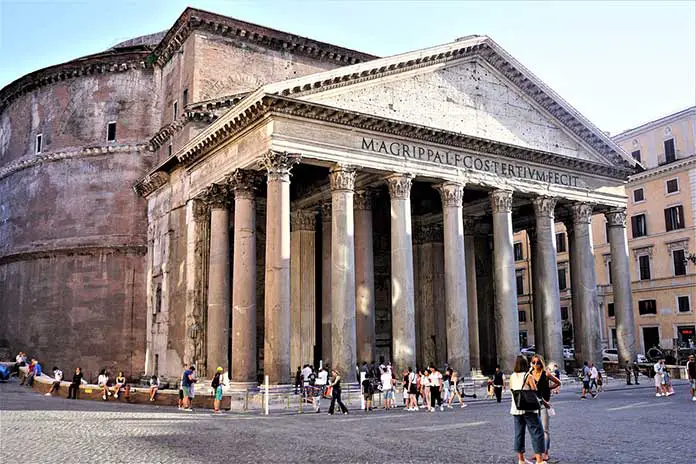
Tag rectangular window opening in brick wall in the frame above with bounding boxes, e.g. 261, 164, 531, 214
556, 232, 566, 253
514, 242, 523, 261
608, 302, 615, 318
558, 267, 567, 290
107, 122, 117, 142
638, 299, 657, 315
607, 261, 613, 284
518, 310, 526, 322
666, 178, 679, 194
631, 150, 641, 163
664, 205, 685, 231
35, 133, 42, 154
678, 296, 690, 313
673, 249, 686, 276
631, 214, 647, 238
664, 138, 676, 163
183, 88, 189, 107
516, 272, 524, 296
173, 101, 178, 121
638, 255, 651, 280
633, 188, 644, 203
560, 306, 569, 320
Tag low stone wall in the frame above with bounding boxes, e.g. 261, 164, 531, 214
603, 361, 688, 379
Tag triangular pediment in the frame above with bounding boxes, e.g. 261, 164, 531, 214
301, 59, 606, 164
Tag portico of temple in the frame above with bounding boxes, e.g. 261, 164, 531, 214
135, 34, 641, 383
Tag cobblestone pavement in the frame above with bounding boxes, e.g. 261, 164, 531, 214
1, 379, 694, 464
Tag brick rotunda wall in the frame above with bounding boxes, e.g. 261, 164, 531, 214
0, 57, 158, 378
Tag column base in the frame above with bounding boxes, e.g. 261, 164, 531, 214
227, 381, 258, 391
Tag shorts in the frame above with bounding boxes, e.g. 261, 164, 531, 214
582, 380, 590, 390
409, 384, 418, 395
214, 385, 223, 401
183, 385, 194, 399
654, 375, 662, 387
383, 389, 394, 400
363, 392, 372, 401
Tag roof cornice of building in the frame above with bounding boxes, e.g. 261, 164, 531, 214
628, 155, 696, 183
134, 94, 636, 198
151, 7, 378, 68
613, 106, 696, 141
0, 49, 150, 113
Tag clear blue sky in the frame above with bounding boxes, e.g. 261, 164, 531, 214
1, 0, 694, 134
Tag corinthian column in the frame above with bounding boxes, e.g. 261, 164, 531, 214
354, 189, 376, 365
490, 189, 519, 373
528, 227, 545, 358
436, 182, 470, 374
228, 170, 259, 384
463, 217, 480, 370
532, 196, 563, 366
321, 202, 332, 364
386, 173, 417, 374
290, 210, 317, 372
330, 165, 358, 382
184, 199, 209, 371
606, 208, 637, 365
568, 203, 601, 365
262, 150, 301, 383
202, 183, 232, 377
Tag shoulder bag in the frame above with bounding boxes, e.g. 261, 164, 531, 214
512, 373, 541, 411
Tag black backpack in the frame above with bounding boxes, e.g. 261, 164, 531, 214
211, 374, 220, 389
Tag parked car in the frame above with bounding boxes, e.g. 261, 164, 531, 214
520, 346, 536, 357
601, 348, 618, 362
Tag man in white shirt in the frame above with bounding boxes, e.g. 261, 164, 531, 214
428, 366, 443, 411
589, 363, 599, 394
380, 369, 393, 410
653, 360, 666, 397
316, 366, 328, 386
45, 367, 63, 396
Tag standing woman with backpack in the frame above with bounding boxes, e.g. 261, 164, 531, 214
509, 355, 545, 464
327, 368, 349, 415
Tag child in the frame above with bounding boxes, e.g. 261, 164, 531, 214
177, 379, 184, 409
362, 375, 374, 411
487, 379, 495, 400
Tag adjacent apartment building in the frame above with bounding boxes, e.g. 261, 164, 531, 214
514, 106, 696, 357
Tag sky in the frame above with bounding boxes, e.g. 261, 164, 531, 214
0, 0, 694, 135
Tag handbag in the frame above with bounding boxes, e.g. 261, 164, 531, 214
512, 373, 541, 411
324, 386, 333, 398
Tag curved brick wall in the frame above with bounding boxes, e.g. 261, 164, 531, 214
0, 54, 157, 378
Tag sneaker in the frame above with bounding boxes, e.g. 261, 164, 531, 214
184, 408, 193, 412
178, 406, 183, 410
440, 405, 444, 411
691, 396, 696, 402
580, 396, 586, 400
430, 407, 435, 412
656, 393, 662, 397
461, 403, 468, 408
102, 395, 107, 400
343, 411, 348, 415
666, 392, 674, 397
447, 405, 453, 409
114, 394, 118, 399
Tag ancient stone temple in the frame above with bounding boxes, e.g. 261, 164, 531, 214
0, 7, 641, 382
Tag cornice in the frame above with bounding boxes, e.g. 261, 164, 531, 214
0, 244, 147, 265
151, 8, 377, 68
1, 144, 149, 182
628, 155, 696, 183
134, 171, 170, 197
0, 50, 149, 113
149, 111, 216, 152
612, 106, 696, 142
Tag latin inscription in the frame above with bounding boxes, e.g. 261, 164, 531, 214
361, 137, 579, 187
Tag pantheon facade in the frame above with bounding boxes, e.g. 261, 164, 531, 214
0, 8, 640, 382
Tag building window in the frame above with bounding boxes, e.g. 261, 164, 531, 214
631, 150, 641, 162
631, 214, 647, 238
518, 310, 527, 322
519, 331, 528, 348
638, 299, 657, 315
154, 283, 162, 314
558, 268, 567, 290
611, 328, 617, 348
556, 233, 566, 253
633, 188, 644, 203
605, 221, 610, 244
638, 255, 651, 280
516, 272, 524, 296
560, 306, 569, 321
674, 249, 686, 276
106, 122, 117, 142
607, 261, 613, 284
678, 295, 690, 313
664, 138, 676, 163
666, 178, 679, 194
514, 242, 523, 261
182, 88, 189, 107
35, 134, 43, 154
664, 205, 685, 231
173, 100, 178, 120
608, 303, 615, 318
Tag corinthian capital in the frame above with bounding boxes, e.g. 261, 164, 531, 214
227, 169, 262, 200
532, 196, 557, 218
354, 189, 373, 211
385, 173, 414, 200
261, 150, 301, 181
291, 210, 316, 231
200, 182, 231, 208
435, 182, 464, 208
321, 201, 332, 222
605, 208, 627, 228
489, 189, 513, 214
571, 203, 594, 225
329, 164, 357, 192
